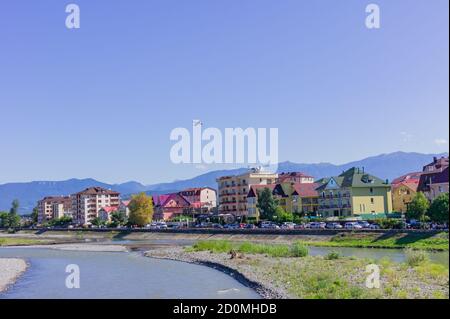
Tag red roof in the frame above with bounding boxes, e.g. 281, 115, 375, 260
392, 172, 422, 185
100, 206, 118, 213
292, 183, 319, 197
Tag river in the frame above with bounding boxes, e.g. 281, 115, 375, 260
0, 247, 260, 299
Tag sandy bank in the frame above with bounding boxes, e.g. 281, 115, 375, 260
0, 258, 28, 293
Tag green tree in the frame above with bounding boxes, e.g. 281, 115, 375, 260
31, 207, 39, 224
128, 193, 154, 226
274, 206, 294, 222
6, 199, 21, 228
49, 216, 73, 227
407, 192, 430, 223
109, 211, 128, 227
428, 193, 449, 224
90, 217, 104, 227
256, 188, 278, 220
0, 211, 8, 228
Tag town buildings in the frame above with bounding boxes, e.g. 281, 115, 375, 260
153, 187, 217, 220
315, 167, 393, 218
217, 167, 278, 216
247, 181, 319, 219
418, 156, 449, 201
391, 172, 422, 213
37, 196, 72, 224
72, 187, 120, 225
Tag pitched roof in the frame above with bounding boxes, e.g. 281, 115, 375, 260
392, 172, 422, 185
247, 184, 276, 198
76, 187, 120, 196
292, 183, 320, 197
152, 193, 191, 208
316, 167, 389, 191
100, 206, 118, 213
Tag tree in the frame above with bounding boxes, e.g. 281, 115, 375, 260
274, 206, 293, 222
428, 193, 449, 224
31, 207, 39, 224
128, 193, 154, 226
0, 211, 8, 228
90, 217, 104, 227
109, 211, 128, 227
256, 188, 278, 220
6, 199, 21, 228
407, 192, 430, 223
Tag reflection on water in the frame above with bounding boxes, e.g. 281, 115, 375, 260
0, 248, 260, 299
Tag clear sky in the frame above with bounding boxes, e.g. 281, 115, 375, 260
0, 0, 448, 184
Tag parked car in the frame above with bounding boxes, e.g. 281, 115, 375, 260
345, 222, 363, 230
369, 223, 381, 229
326, 222, 343, 229
294, 223, 306, 229
244, 224, 257, 229
211, 223, 223, 229
309, 222, 326, 229
260, 222, 280, 229
357, 221, 371, 228
223, 223, 239, 229
281, 222, 296, 230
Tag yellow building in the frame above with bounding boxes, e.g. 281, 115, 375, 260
392, 182, 419, 213
316, 167, 392, 218
217, 168, 277, 217
247, 182, 319, 219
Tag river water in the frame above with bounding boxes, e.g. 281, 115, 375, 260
0, 247, 260, 299
1, 243, 448, 298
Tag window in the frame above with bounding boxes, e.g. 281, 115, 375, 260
371, 198, 374, 204
369, 187, 374, 194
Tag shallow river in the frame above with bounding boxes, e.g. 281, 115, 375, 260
0, 247, 260, 299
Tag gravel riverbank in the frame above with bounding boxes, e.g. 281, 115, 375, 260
145, 247, 289, 299
0, 258, 28, 293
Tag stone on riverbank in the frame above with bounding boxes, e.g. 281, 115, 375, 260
0, 258, 28, 293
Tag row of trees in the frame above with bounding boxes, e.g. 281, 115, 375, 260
0, 199, 21, 229
407, 192, 449, 224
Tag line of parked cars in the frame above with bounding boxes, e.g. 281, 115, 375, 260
190, 220, 383, 230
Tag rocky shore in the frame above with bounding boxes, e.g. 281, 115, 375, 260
0, 258, 28, 293
145, 246, 289, 299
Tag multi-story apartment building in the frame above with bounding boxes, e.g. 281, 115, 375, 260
72, 187, 120, 225
247, 181, 319, 219
391, 172, 421, 213
418, 156, 449, 201
316, 167, 392, 218
217, 168, 278, 217
178, 187, 217, 213
37, 196, 72, 224
277, 172, 314, 184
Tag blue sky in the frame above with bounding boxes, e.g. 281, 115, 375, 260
0, 0, 448, 184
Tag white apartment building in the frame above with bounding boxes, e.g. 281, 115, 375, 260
72, 187, 120, 225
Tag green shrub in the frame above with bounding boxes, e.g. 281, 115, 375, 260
290, 242, 309, 257
405, 248, 429, 267
325, 251, 340, 260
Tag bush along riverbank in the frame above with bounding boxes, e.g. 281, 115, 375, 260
146, 240, 449, 299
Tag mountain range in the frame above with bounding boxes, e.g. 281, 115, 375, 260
0, 151, 447, 214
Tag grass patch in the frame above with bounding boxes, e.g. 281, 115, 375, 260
189, 240, 308, 258
405, 248, 429, 267
303, 232, 449, 251
0, 238, 50, 246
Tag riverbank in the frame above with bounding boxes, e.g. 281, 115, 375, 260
2, 229, 448, 251
145, 244, 449, 299
0, 258, 28, 293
